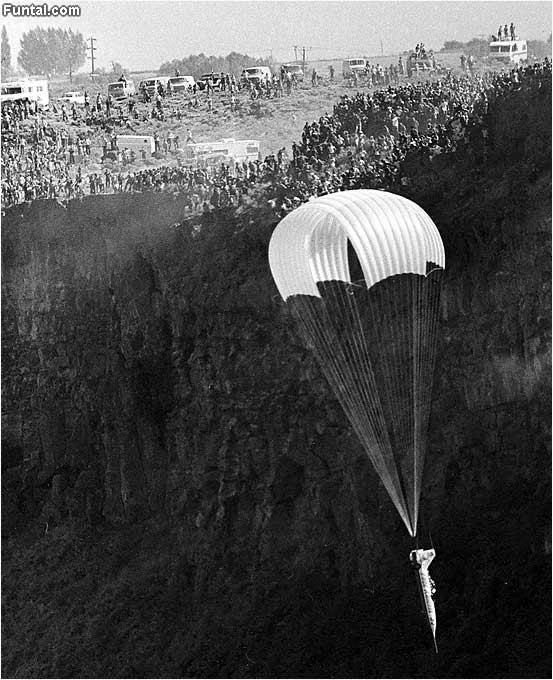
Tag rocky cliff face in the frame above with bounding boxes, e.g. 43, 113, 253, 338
2, 163, 551, 677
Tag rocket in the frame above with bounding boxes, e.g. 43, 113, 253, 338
410, 548, 438, 653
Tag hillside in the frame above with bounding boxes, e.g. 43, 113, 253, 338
1, 69, 551, 678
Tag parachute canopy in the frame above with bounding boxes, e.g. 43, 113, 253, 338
268, 189, 445, 537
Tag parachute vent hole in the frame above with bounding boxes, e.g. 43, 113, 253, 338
347, 239, 365, 287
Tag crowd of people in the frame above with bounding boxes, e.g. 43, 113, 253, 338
1, 59, 550, 210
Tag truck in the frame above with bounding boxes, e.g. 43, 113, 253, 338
342, 58, 369, 79
107, 79, 136, 101
406, 51, 436, 76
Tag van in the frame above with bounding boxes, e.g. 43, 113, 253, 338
115, 135, 155, 155
108, 79, 136, 101
168, 75, 195, 93
138, 77, 170, 99
281, 63, 304, 81
241, 66, 272, 85
197, 73, 223, 91
342, 58, 368, 79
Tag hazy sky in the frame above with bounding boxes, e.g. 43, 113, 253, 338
2, 0, 551, 72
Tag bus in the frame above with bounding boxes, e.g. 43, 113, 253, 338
489, 38, 527, 65
182, 138, 261, 168
1, 79, 49, 107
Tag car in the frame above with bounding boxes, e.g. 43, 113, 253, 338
197, 73, 223, 91
59, 91, 86, 105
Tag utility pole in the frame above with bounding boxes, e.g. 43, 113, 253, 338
380, 39, 384, 56
87, 36, 97, 76
478, 33, 487, 57
293, 45, 299, 62
301, 46, 312, 72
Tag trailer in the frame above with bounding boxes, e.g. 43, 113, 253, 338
1, 78, 49, 107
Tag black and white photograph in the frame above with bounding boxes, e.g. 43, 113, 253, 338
1, 0, 551, 677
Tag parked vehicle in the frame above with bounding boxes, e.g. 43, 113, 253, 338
1, 79, 49, 107
138, 76, 170, 99
114, 134, 155, 155
167, 75, 195, 93
197, 73, 223, 91
59, 91, 86, 105
182, 138, 260, 167
107, 79, 136, 100
342, 58, 369, 79
241, 66, 272, 85
489, 37, 527, 64
280, 63, 304, 81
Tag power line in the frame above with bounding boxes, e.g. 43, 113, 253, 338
301, 46, 312, 71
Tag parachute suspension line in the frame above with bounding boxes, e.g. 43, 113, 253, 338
337, 282, 393, 463
323, 282, 401, 508
336, 279, 407, 518
416, 267, 443, 538
290, 269, 443, 540
291, 297, 365, 443
411, 277, 423, 534
362, 274, 416, 535
293, 294, 387, 475
291, 284, 414, 533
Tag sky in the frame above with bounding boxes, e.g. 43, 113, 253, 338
2, 0, 551, 72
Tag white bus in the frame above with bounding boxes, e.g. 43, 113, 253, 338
489, 38, 527, 65
182, 138, 261, 167
1, 78, 49, 107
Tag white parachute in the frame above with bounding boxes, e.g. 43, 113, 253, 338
269, 189, 445, 537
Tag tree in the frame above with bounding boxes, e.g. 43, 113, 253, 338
1, 25, 12, 78
441, 40, 464, 52
60, 29, 86, 82
18, 26, 85, 78
158, 51, 271, 79
110, 61, 128, 76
